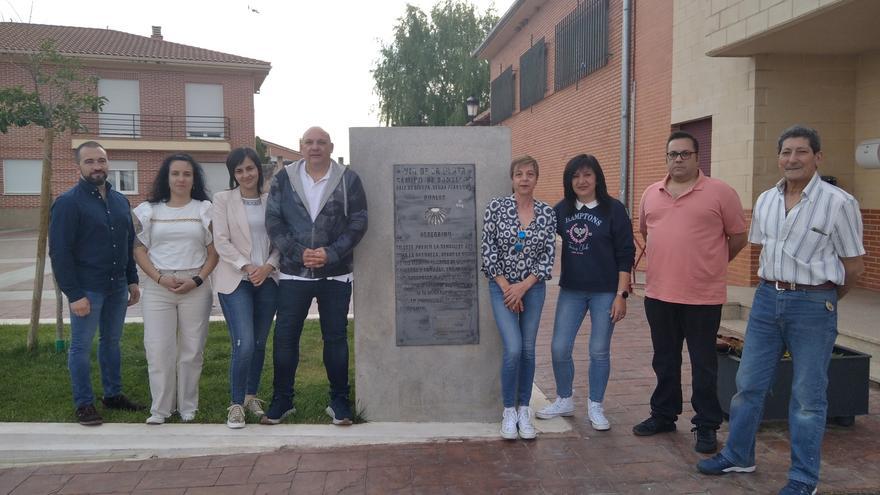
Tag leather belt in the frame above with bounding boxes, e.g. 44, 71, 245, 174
760, 279, 837, 291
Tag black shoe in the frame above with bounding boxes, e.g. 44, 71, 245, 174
693, 426, 718, 453
632, 416, 676, 436
75, 404, 103, 426
101, 394, 146, 411
326, 397, 353, 426
260, 398, 295, 425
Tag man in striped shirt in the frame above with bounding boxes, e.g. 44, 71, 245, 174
697, 125, 866, 495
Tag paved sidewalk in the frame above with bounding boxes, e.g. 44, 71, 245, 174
1, 227, 879, 494
0, 230, 335, 323
2, 292, 880, 494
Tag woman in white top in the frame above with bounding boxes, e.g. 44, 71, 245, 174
212, 148, 280, 429
133, 153, 218, 425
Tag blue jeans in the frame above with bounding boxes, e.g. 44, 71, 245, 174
550, 288, 616, 401
271, 279, 351, 406
68, 287, 129, 407
218, 279, 278, 405
488, 280, 546, 408
721, 282, 838, 486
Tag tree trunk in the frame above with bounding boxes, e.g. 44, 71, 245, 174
54, 278, 64, 352
27, 128, 55, 352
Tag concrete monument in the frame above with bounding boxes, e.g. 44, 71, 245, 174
350, 126, 511, 422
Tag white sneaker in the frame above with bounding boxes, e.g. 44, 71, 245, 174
180, 411, 196, 422
536, 396, 575, 419
588, 399, 610, 431
145, 414, 165, 425
500, 407, 518, 440
244, 397, 265, 418
226, 404, 246, 429
517, 406, 537, 440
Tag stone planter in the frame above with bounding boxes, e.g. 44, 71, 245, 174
717, 344, 871, 424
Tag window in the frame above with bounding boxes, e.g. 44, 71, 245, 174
490, 66, 515, 125
108, 160, 138, 194
98, 79, 141, 137
201, 162, 229, 196
519, 38, 547, 111
3, 160, 41, 194
185, 84, 225, 139
554, 0, 609, 91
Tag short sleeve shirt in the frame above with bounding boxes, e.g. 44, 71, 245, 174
750, 173, 865, 285
639, 172, 747, 305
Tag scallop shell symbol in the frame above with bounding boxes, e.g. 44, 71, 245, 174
424, 207, 450, 225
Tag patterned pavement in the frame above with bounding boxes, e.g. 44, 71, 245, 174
1, 228, 879, 494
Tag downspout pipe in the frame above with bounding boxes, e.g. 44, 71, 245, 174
618, 0, 632, 210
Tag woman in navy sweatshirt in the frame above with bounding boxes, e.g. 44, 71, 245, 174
536, 154, 635, 430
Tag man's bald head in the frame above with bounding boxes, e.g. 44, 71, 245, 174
301, 126, 334, 169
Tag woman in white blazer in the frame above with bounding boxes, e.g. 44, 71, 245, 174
212, 147, 280, 429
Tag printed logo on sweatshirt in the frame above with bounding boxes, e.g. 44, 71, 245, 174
564, 212, 603, 255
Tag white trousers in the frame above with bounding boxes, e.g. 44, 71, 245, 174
141, 270, 212, 418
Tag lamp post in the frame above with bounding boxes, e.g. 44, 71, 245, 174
466, 95, 479, 123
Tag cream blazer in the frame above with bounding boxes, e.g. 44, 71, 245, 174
211, 188, 280, 295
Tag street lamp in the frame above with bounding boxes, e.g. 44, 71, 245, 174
466, 95, 479, 122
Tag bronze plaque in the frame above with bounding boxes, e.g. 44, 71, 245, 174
393, 164, 479, 346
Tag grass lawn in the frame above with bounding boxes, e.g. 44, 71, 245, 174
0, 320, 356, 425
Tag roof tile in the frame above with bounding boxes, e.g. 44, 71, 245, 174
0, 22, 270, 67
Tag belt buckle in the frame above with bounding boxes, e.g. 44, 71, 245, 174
774, 281, 796, 291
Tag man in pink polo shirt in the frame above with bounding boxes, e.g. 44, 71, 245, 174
633, 130, 748, 454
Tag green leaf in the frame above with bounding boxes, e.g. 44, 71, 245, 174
372, 0, 497, 127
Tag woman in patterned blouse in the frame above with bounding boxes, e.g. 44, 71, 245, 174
481, 155, 556, 440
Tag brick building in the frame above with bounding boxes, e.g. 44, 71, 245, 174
474, 0, 879, 291
260, 138, 303, 179
0, 22, 271, 228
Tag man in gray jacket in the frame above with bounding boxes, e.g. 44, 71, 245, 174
263, 126, 368, 425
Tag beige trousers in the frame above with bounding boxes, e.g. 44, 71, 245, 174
141, 269, 212, 419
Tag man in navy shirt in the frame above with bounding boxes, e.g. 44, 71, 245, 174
49, 141, 144, 425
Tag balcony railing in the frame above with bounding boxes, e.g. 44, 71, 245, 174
73, 112, 230, 140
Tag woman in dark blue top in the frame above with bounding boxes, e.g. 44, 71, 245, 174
535, 154, 635, 431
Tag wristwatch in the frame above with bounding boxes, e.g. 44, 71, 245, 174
192, 276, 204, 287
616, 290, 629, 299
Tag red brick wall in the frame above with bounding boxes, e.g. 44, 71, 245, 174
488, 0, 625, 205
861, 209, 880, 291
0, 60, 258, 214
727, 209, 757, 286
629, 0, 674, 277
488, 0, 673, 202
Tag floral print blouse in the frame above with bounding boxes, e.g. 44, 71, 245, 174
481, 195, 556, 283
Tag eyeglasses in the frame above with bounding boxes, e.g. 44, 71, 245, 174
514, 230, 526, 252
666, 150, 695, 161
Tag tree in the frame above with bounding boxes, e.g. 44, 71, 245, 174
254, 135, 272, 164
0, 40, 105, 351
373, 0, 497, 126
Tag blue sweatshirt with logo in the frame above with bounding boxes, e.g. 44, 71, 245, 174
554, 198, 635, 292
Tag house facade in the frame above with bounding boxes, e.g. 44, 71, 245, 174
0, 22, 271, 228
261, 138, 303, 177
474, 0, 879, 291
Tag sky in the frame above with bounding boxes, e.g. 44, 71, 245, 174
0, 0, 513, 161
